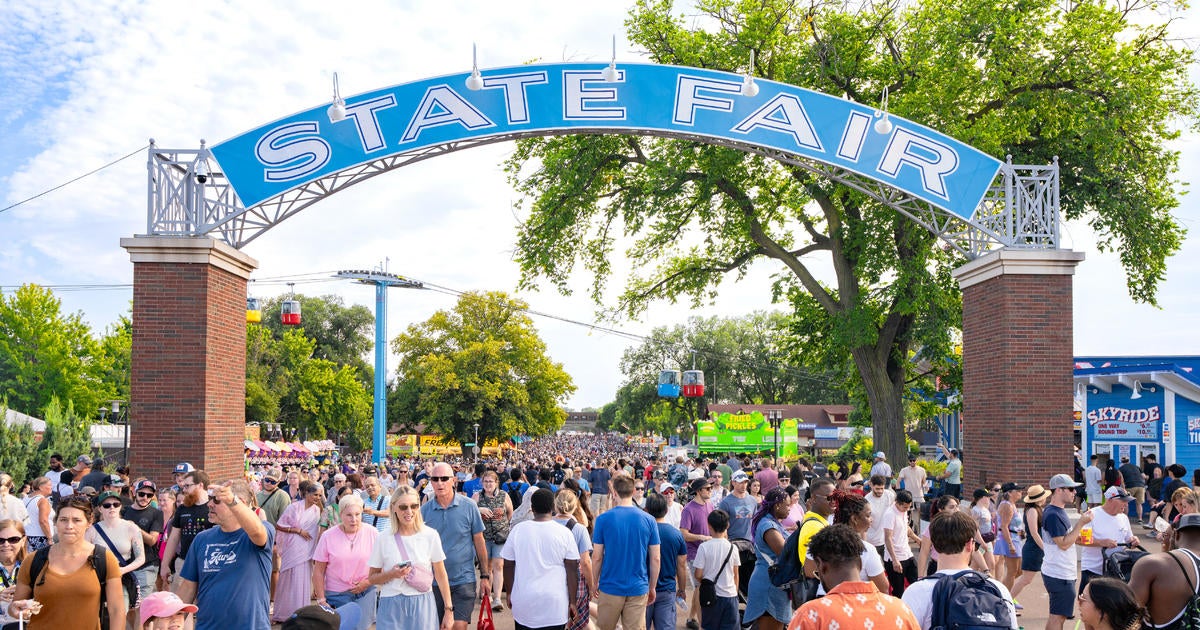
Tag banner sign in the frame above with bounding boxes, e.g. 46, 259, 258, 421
1087, 405, 1161, 440
211, 63, 1002, 218
697, 411, 798, 456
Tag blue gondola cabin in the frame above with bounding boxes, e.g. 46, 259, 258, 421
658, 370, 681, 398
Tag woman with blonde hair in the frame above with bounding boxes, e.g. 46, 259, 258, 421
1160, 487, 1198, 552
0, 476, 26, 525
553, 489, 595, 630
367, 485, 453, 629
0, 519, 26, 628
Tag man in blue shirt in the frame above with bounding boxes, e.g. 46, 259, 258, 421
718, 471, 759, 541
177, 480, 274, 630
589, 462, 612, 516
592, 474, 661, 630
462, 463, 486, 497
644, 493, 687, 630
421, 462, 489, 630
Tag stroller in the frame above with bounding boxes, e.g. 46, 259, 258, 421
731, 537, 757, 628
1104, 542, 1148, 582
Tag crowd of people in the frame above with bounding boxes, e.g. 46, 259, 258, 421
0, 437, 1192, 630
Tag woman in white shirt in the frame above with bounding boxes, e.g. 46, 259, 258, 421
367, 485, 453, 630
0, 475, 27, 524
20, 477, 53, 552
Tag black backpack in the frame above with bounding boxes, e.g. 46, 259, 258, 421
923, 569, 1013, 630
768, 516, 820, 587
503, 481, 527, 508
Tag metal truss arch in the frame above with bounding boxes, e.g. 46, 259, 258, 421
145, 133, 1059, 258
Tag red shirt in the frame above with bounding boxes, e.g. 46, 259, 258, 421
788, 580, 920, 630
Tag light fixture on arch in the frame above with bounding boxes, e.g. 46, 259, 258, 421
602, 34, 620, 83
466, 43, 484, 91
328, 72, 346, 123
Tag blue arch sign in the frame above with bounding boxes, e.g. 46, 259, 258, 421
210, 63, 1001, 219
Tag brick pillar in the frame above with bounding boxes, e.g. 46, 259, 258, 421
953, 249, 1084, 491
121, 237, 257, 486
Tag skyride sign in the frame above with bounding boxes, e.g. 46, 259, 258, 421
210, 63, 1002, 219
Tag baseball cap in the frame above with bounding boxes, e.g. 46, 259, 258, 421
731, 471, 750, 483
77, 454, 93, 465
1104, 486, 1133, 501
874, 451, 886, 460
108, 474, 126, 488
174, 462, 195, 475
1048, 473, 1081, 489
689, 478, 711, 494
135, 479, 156, 493
1178, 514, 1200, 532
659, 482, 676, 494
140, 591, 198, 627
283, 604, 341, 630
1000, 482, 1022, 494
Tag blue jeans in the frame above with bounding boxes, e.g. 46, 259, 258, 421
645, 589, 677, 629
325, 587, 378, 630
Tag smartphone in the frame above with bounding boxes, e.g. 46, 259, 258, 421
396, 561, 412, 569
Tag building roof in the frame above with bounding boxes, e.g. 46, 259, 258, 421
1074, 356, 1200, 400
706, 404, 854, 428
4, 408, 45, 432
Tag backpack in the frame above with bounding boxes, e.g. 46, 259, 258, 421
768, 516, 820, 587
923, 569, 1014, 630
29, 544, 109, 623
1104, 546, 1148, 582
1166, 549, 1200, 630
503, 481, 528, 509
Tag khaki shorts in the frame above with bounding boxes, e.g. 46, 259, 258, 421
596, 591, 648, 630
1127, 486, 1146, 503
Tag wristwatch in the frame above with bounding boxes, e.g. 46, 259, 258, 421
480, 574, 490, 579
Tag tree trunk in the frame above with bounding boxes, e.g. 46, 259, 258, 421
851, 346, 908, 466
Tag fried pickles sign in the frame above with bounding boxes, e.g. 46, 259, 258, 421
210, 63, 1001, 217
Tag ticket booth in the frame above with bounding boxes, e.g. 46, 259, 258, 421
1076, 356, 1200, 482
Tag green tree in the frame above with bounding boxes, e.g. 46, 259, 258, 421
0, 284, 110, 416
259, 294, 375, 383
504, 0, 1195, 463
0, 403, 39, 486
31, 397, 92, 487
245, 325, 373, 447
96, 313, 133, 404
390, 291, 575, 450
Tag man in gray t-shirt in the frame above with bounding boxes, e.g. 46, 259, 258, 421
717, 471, 759, 541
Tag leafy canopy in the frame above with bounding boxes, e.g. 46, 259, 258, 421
390, 291, 575, 447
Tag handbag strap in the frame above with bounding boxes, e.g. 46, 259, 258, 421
392, 533, 411, 563
373, 496, 385, 527
92, 523, 130, 567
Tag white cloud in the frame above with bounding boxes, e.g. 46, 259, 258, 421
1, 0, 1198, 411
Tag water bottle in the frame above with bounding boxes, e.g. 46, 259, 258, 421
677, 594, 688, 610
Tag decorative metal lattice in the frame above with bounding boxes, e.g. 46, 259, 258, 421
145, 135, 1058, 258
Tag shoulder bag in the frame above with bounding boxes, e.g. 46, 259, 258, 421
392, 533, 434, 592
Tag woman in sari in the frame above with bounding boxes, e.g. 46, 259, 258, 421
270, 480, 323, 622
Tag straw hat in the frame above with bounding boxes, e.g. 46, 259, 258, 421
1023, 484, 1050, 505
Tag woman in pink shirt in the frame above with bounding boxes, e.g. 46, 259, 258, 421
313, 494, 379, 630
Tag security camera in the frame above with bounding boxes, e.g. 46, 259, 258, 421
196, 172, 208, 184
195, 156, 211, 184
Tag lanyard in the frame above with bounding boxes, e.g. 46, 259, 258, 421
0, 563, 17, 588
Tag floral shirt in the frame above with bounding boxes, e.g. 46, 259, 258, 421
788, 580, 920, 630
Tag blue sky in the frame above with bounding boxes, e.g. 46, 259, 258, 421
1, 1, 1198, 411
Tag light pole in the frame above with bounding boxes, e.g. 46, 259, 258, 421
473, 423, 480, 463
767, 416, 782, 462
335, 269, 424, 464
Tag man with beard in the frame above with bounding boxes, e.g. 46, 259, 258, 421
160, 470, 215, 594
124, 479, 165, 599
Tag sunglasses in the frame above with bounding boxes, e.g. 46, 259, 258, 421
0, 536, 22, 545
635, 486, 645, 491
429, 476, 453, 482
137, 492, 156, 498
101, 502, 122, 509
263, 478, 278, 484
395, 503, 421, 511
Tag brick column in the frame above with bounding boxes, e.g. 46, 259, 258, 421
953, 249, 1084, 491
121, 237, 257, 486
